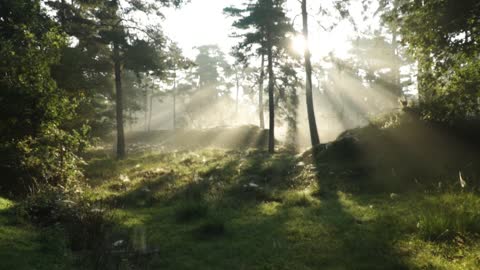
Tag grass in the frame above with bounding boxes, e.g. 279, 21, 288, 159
2, 145, 480, 269
79, 148, 480, 269
0, 197, 72, 270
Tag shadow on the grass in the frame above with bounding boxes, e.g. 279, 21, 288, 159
92, 148, 414, 269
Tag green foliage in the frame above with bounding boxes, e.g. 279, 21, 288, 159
414, 59, 480, 122
380, 0, 480, 121
20, 185, 114, 251
224, 0, 294, 58
0, 0, 89, 195
9, 124, 88, 192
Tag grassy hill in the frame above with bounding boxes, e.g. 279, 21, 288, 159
2, 117, 480, 269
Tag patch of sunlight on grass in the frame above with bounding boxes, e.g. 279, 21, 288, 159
113, 209, 148, 227
397, 237, 480, 270
282, 187, 321, 208
258, 202, 281, 216
0, 197, 13, 210
337, 191, 377, 221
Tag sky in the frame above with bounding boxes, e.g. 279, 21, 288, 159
161, 0, 378, 62
162, 0, 238, 59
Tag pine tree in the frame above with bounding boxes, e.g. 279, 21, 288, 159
225, 0, 293, 153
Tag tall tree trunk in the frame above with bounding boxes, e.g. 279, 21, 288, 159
259, 53, 265, 129
267, 44, 275, 153
60, 0, 66, 27
392, 0, 401, 97
302, 0, 320, 147
173, 69, 177, 130
114, 42, 125, 159
148, 88, 153, 132
144, 89, 148, 131
235, 69, 240, 117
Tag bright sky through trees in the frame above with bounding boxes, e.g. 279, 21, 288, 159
162, 0, 377, 61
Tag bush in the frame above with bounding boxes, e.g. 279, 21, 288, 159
0, 124, 89, 196
19, 185, 114, 251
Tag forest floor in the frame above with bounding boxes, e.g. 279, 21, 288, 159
3, 145, 479, 269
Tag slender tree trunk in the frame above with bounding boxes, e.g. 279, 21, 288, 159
267, 44, 275, 153
302, 0, 320, 147
114, 42, 125, 159
259, 53, 265, 129
392, 0, 401, 97
173, 69, 177, 130
144, 89, 148, 131
235, 70, 240, 117
148, 89, 153, 132
60, 0, 66, 27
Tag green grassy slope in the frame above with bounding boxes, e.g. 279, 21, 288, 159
0, 197, 71, 270
77, 149, 480, 270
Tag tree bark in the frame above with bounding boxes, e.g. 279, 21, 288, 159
259, 53, 265, 129
267, 44, 275, 153
173, 69, 177, 130
148, 89, 153, 132
235, 69, 240, 117
114, 42, 125, 159
144, 89, 148, 132
302, 0, 320, 147
392, 0, 402, 97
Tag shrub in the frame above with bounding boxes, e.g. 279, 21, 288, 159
19, 185, 114, 251
0, 124, 89, 196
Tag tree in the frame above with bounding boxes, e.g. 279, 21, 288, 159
301, 0, 321, 147
225, 0, 294, 153
259, 53, 266, 129
165, 43, 194, 129
184, 45, 233, 128
0, 0, 88, 193
382, 0, 480, 120
46, 0, 116, 138
92, 0, 185, 159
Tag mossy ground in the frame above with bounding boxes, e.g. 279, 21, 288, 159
2, 147, 480, 269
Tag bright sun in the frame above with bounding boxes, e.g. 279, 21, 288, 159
291, 34, 308, 55
291, 33, 351, 60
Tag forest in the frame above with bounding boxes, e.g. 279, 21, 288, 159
1, 0, 480, 269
